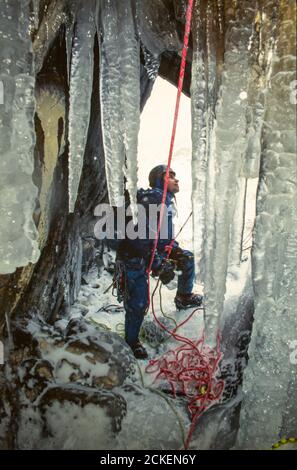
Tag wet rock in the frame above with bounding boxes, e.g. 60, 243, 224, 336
140, 317, 175, 347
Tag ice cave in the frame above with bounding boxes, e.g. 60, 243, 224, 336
0, 0, 296, 451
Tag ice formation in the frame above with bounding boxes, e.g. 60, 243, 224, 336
68, 0, 96, 213
0, 0, 40, 274
99, 0, 140, 216
236, 0, 297, 448
191, 0, 258, 347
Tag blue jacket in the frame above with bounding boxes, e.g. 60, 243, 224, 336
117, 184, 179, 263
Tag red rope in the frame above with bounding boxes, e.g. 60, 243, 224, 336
144, 0, 225, 449
146, 0, 194, 283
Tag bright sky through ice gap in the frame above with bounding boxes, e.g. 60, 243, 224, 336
138, 77, 193, 249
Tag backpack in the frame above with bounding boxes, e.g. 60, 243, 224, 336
105, 188, 152, 254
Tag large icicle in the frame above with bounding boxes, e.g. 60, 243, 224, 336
192, 1, 258, 347
0, 0, 40, 274
99, 0, 140, 214
191, 0, 224, 283
191, 1, 209, 284
68, 0, 96, 213
236, 0, 297, 448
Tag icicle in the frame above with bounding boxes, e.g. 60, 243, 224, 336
65, 0, 79, 85
99, 0, 140, 218
199, 1, 258, 347
228, 177, 248, 268
191, 0, 209, 283
0, 0, 40, 274
237, 0, 297, 449
191, 0, 224, 283
68, 0, 96, 213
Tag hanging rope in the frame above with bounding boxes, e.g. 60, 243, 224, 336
146, 0, 194, 284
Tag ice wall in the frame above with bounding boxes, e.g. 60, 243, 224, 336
0, 0, 40, 274
236, 0, 297, 448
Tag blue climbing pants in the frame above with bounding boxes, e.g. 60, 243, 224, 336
123, 249, 195, 344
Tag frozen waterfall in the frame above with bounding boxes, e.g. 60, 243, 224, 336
236, 0, 297, 448
0, 0, 40, 274
191, 0, 259, 347
0, 0, 296, 451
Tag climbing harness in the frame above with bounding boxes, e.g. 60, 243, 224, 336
112, 259, 128, 303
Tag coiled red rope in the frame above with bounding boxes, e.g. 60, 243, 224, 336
144, 0, 224, 449
146, 277, 224, 449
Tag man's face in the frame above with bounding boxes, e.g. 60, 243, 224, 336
165, 171, 179, 194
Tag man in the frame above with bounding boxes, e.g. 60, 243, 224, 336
117, 164, 203, 359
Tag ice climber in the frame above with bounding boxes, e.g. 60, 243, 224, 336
116, 165, 203, 359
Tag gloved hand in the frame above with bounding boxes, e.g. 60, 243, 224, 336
158, 259, 176, 285
151, 253, 164, 277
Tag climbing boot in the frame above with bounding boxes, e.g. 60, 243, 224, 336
174, 293, 203, 310
127, 340, 148, 360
